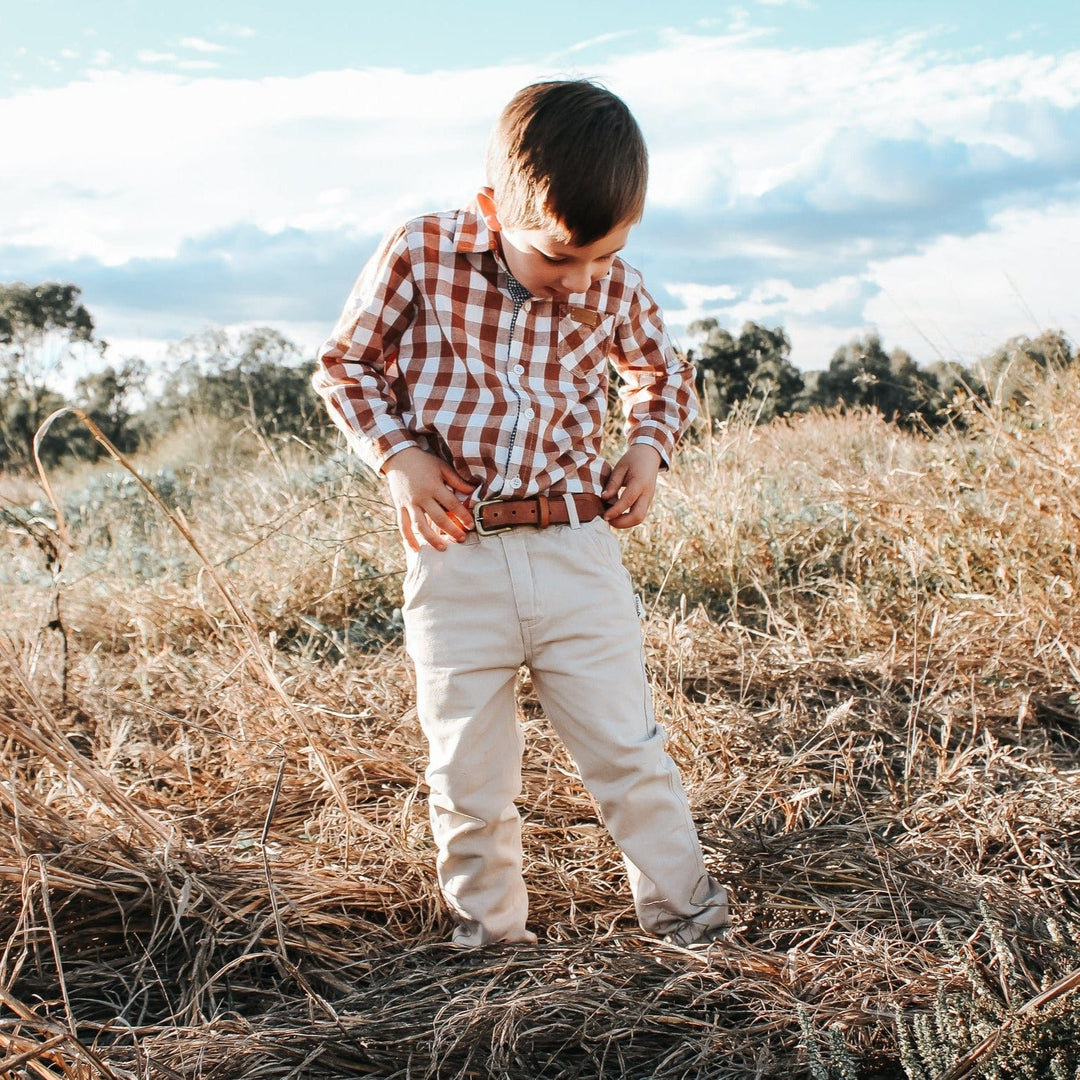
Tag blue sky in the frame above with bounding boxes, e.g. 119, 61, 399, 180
2, 1, 1078, 373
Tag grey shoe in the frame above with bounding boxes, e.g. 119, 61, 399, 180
661, 920, 731, 947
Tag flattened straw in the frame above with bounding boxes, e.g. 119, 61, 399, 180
13, 865, 127, 1079
201, 950, 341, 1027
261, 743, 289, 967
30, 856, 74, 1035
32, 406, 355, 865
0, 1033, 67, 1076
0, 985, 118, 1079
92, 1019, 173, 1080
0, 638, 173, 847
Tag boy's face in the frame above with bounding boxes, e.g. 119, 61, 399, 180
477, 188, 633, 300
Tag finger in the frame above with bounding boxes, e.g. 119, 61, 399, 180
398, 506, 421, 552
601, 465, 628, 503
415, 515, 450, 550
442, 491, 474, 530
603, 479, 642, 520
424, 499, 469, 543
440, 464, 477, 495
607, 492, 650, 529
404, 501, 452, 550
447, 502, 474, 531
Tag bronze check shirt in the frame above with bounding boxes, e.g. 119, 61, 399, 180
313, 206, 698, 503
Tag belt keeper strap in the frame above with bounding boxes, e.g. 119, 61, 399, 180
537, 494, 550, 529
562, 493, 581, 529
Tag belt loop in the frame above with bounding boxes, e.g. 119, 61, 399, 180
562, 493, 580, 529
537, 494, 550, 529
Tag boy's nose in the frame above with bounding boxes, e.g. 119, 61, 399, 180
561, 265, 594, 294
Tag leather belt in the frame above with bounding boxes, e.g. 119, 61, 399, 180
474, 493, 605, 536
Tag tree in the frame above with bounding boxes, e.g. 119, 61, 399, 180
70, 358, 148, 458
999, 330, 1074, 372
0, 282, 103, 468
810, 334, 945, 428
980, 330, 1075, 406
150, 327, 331, 444
687, 318, 804, 423
925, 359, 986, 413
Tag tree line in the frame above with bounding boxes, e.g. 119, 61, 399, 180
0, 281, 1074, 472
687, 317, 1074, 430
0, 282, 327, 470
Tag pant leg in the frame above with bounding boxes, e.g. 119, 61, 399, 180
519, 519, 730, 942
402, 537, 536, 946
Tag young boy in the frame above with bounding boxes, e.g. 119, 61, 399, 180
313, 79, 730, 947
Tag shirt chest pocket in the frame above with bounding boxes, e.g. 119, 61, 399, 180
557, 310, 616, 387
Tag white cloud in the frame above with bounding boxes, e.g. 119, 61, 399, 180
609, 32, 1080, 206
180, 37, 228, 53
727, 7, 752, 32
665, 283, 740, 310
749, 277, 867, 319
214, 24, 256, 39
864, 196, 1080, 364
0, 65, 529, 263
1, 30, 1077, 368
663, 276, 874, 366
561, 30, 637, 54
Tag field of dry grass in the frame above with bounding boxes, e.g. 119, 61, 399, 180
2, 363, 1079, 1078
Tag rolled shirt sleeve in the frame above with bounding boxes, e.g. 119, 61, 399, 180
611, 279, 699, 467
311, 226, 422, 474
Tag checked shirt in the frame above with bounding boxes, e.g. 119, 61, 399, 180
313, 205, 698, 503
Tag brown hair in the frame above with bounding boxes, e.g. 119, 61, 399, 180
486, 80, 649, 245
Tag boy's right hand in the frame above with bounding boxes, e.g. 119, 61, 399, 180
383, 447, 475, 552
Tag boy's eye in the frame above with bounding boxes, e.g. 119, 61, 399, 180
540, 253, 567, 264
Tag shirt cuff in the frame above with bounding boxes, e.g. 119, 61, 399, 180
368, 427, 422, 472
628, 428, 676, 469
374, 438, 423, 473
339, 424, 418, 476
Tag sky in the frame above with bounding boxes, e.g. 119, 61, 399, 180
2, 0, 1078, 376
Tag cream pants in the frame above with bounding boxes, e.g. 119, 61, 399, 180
402, 515, 729, 946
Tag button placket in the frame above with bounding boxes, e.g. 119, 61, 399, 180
499, 276, 531, 497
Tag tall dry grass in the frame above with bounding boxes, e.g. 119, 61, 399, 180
1, 366, 1079, 1078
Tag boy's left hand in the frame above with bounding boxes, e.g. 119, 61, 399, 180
602, 444, 663, 529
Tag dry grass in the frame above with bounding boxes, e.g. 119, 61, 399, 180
2, 369, 1080, 1078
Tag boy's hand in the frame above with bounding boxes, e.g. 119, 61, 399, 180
601, 444, 663, 529
383, 447, 475, 551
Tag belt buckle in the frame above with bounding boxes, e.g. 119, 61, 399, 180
474, 498, 513, 536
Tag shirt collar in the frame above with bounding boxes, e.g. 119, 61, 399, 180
452, 203, 499, 255
453, 203, 533, 297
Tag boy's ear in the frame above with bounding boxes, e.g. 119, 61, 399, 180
476, 187, 502, 233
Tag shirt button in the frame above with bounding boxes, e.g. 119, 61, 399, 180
523, 409, 534, 420
513, 364, 525, 375
509, 477, 522, 490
